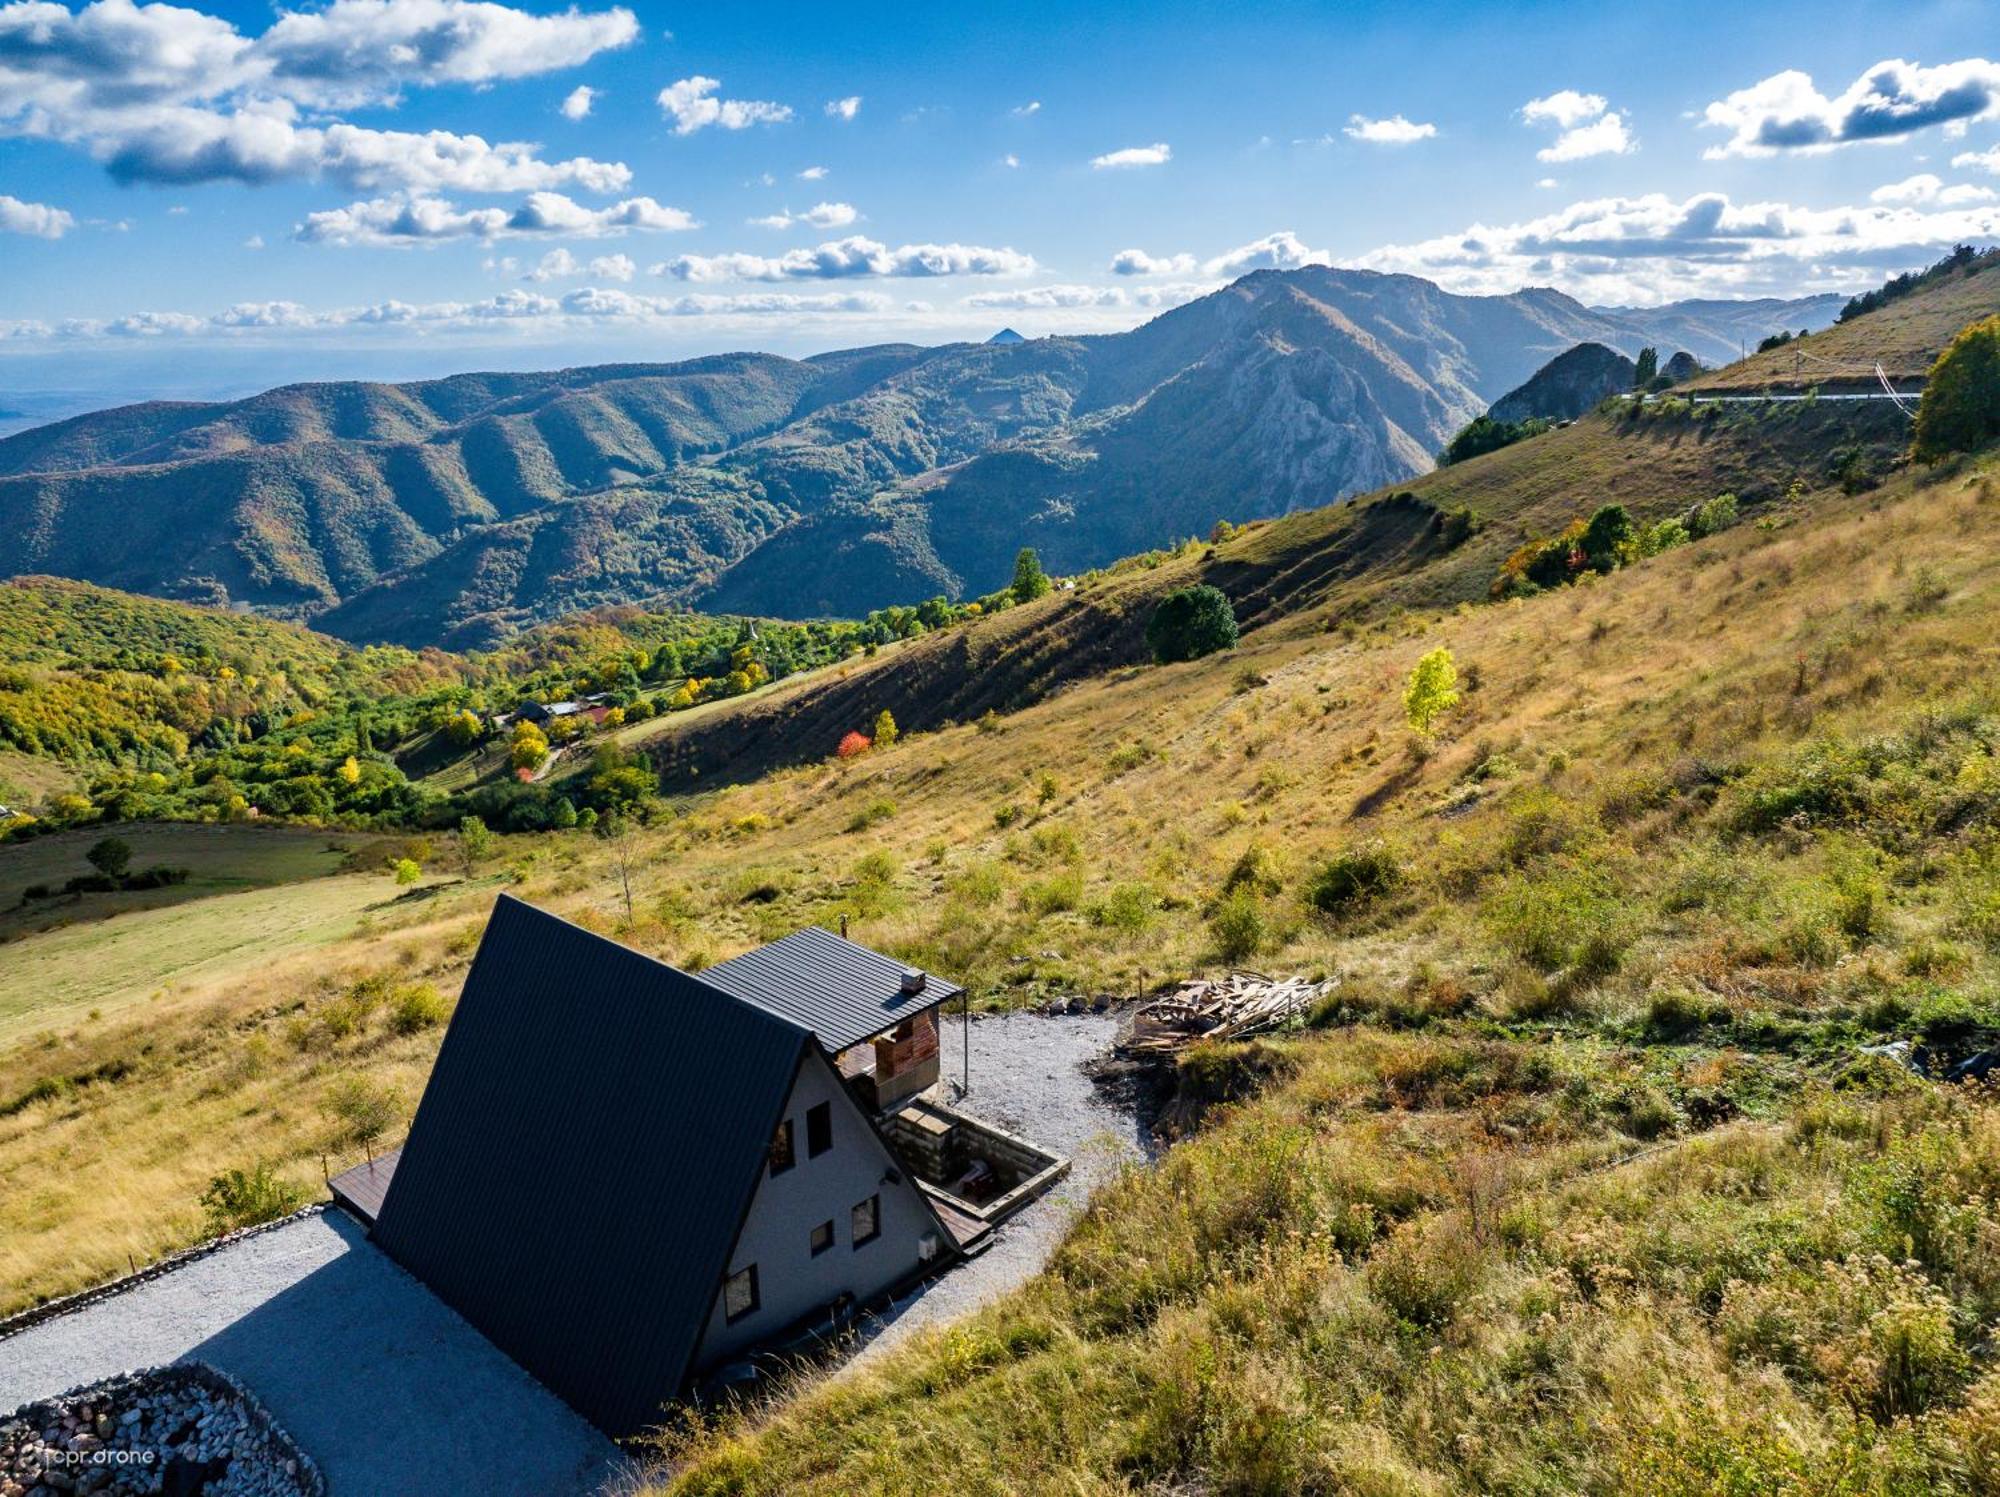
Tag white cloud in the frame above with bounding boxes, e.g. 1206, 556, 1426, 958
1091, 141, 1170, 169
1109, 247, 1195, 276
1350, 187, 2000, 302
824, 95, 861, 121
1536, 177, 1558, 189
243, 232, 264, 248
17, 285, 900, 342
655, 234, 1035, 282
797, 164, 828, 179
1001, 152, 1018, 168
1521, 90, 1608, 129
1203, 230, 1325, 277
295, 190, 698, 244
560, 85, 595, 120
1538, 111, 1633, 161
0, 0, 639, 189
1011, 100, 1040, 117
962, 282, 1210, 311
1871, 173, 1995, 205
1702, 58, 2000, 158
1519, 90, 1633, 162
1953, 144, 2000, 174
525, 247, 636, 281
749, 201, 859, 230
1343, 113, 1436, 145
0, 192, 74, 238
657, 76, 792, 135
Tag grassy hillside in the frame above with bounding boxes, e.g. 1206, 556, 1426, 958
1690, 248, 2000, 392
634, 395, 1913, 788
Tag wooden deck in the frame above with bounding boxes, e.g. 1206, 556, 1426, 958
328, 1148, 401, 1227
924, 1192, 993, 1255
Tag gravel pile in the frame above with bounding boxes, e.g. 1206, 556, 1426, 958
2, 1364, 320, 1497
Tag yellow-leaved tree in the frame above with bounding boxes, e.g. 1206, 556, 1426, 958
1404, 646, 1460, 741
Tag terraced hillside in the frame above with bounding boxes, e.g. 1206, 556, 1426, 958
0, 271, 1842, 646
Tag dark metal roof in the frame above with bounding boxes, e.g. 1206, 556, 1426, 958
370, 895, 808, 1439
701, 925, 963, 1051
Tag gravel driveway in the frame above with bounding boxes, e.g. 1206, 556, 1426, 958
0, 1211, 626, 1496
851, 1010, 1147, 1360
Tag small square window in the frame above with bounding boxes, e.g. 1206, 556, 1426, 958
768, 1118, 794, 1176
806, 1101, 832, 1158
723, 1264, 759, 1324
851, 1194, 880, 1248
809, 1219, 834, 1257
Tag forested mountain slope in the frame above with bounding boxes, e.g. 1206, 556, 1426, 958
0, 271, 1841, 646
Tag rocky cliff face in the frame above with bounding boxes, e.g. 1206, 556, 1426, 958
1488, 343, 1638, 424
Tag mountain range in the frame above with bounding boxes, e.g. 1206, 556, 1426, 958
0, 269, 1842, 648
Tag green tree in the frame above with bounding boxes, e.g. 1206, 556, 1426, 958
458, 815, 493, 876
1404, 646, 1461, 740
1634, 346, 1659, 388
390, 856, 421, 886
1146, 585, 1239, 663
873, 709, 899, 748
86, 836, 132, 880
1579, 504, 1635, 572
1011, 547, 1052, 604
1912, 314, 2000, 462
443, 708, 483, 748
550, 796, 579, 829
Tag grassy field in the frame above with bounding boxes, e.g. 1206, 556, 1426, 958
0, 823, 369, 940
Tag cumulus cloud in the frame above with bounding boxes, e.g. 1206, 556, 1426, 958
656, 75, 792, 134
1702, 58, 2000, 158
1091, 141, 1170, 169
823, 94, 860, 121
1952, 144, 2000, 174
1518, 91, 1632, 161
1521, 90, 1607, 129
1350, 187, 2000, 302
1871, 173, 1995, 206
1202, 230, 1325, 277
749, 201, 858, 230
525, 247, 636, 281
655, 234, 1035, 282
295, 190, 698, 244
962, 282, 1210, 311
560, 85, 594, 120
797, 164, 827, 179
1109, 247, 1195, 276
0, 192, 74, 237
1343, 113, 1436, 144
0, 0, 638, 189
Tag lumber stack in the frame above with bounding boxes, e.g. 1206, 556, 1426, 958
1123, 971, 1329, 1053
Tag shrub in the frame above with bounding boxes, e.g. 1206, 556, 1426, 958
1688, 491, 1739, 538
846, 798, 897, 832
323, 1075, 402, 1152
1209, 888, 1270, 962
1303, 842, 1401, 919
1367, 1218, 1483, 1329
1221, 843, 1285, 897
872, 710, 899, 748
388, 982, 450, 1034
200, 1164, 306, 1234
1483, 866, 1628, 973
1090, 881, 1158, 933
86, 836, 132, 879
1145, 586, 1239, 664
835, 731, 872, 759
1023, 870, 1083, 915
1438, 414, 1550, 467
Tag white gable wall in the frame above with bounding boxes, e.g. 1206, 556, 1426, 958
692, 1047, 943, 1371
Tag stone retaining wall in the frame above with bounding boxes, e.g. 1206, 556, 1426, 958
2, 1362, 324, 1497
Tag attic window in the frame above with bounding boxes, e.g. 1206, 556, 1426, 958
723, 1264, 759, 1324
769, 1119, 795, 1176
806, 1101, 832, 1158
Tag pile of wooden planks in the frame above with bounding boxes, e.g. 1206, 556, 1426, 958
1123, 971, 1331, 1053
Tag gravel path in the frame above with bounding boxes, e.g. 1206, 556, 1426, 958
850, 1011, 1147, 1360
0, 1210, 626, 1496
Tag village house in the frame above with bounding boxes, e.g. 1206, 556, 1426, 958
331, 895, 1066, 1439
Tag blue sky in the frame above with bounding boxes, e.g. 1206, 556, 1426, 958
3, 0, 1999, 394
